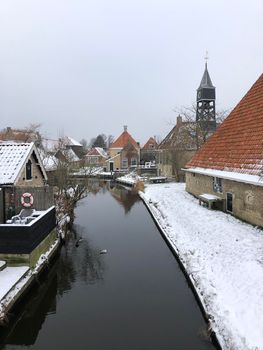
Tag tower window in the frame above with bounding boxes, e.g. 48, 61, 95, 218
26, 159, 32, 180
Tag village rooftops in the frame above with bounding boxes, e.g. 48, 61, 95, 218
0, 142, 47, 185
110, 126, 139, 149
86, 147, 108, 158
42, 136, 82, 153
186, 73, 263, 182
142, 137, 158, 150
62, 136, 82, 147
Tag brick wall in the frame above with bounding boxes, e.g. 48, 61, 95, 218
186, 172, 263, 227
16, 155, 45, 187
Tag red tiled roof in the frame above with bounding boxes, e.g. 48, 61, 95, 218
86, 147, 107, 158
110, 130, 139, 149
142, 137, 158, 150
186, 73, 263, 176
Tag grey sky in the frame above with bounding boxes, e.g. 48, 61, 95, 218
0, 0, 262, 145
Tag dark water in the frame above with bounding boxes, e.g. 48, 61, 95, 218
0, 181, 215, 350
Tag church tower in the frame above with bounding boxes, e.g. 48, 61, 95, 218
196, 60, 216, 131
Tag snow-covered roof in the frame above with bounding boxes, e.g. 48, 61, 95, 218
42, 154, 58, 171
0, 142, 47, 185
185, 167, 263, 187
63, 136, 82, 147
95, 147, 108, 158
42, 136, 82, 153
61, 148, 80, 162
42, 138, 59, 153
85, 147, 108, 158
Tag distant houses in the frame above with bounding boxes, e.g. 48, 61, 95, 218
106, 126, 140, 172
84, 147, 108, 167
158, 115, 197, 181
185, 74, 263, 227
140, 137, 158, 165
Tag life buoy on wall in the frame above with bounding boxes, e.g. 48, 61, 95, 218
21, 192, 34, 208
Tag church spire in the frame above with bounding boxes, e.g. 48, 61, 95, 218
196, 54, 216, 132
199, 62, 214, 88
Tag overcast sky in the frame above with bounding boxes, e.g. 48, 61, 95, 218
0, 0, 262, 145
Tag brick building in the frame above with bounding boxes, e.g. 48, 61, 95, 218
185, 74, 263, 227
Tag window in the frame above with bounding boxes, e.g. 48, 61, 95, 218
213, 177, 222, 193
26, 159, 32, 180
226, 193, 233, 212
131, 158, 137, 166
122, 158, 128, 168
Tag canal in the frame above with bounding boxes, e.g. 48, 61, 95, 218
0, 181, 215, 350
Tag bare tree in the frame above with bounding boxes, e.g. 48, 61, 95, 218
158, 105, 230, 181
0, 123, 42, 145
172, 104, 230, 149
107, 134, 114, 148
79, 138, 88, 152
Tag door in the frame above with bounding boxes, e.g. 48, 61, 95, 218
109, 162, 114, 172
226, 193, 233, 213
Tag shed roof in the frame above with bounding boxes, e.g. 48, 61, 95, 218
186, 73, 263, 177
0, 142, 47, 185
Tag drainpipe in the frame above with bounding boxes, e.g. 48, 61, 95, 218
2, 187, 6, 223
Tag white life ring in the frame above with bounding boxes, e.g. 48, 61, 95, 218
21, 192, 34, 208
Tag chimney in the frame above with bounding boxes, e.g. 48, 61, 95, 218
177, 115, 183, 125
123, 125, 128, 132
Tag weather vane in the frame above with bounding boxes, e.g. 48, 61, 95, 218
204, 50, 209, 64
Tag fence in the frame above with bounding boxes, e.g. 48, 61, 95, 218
0, 206, 56, 254
3, 186, 54, 221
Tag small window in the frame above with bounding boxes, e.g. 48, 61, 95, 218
26, 159, 32, 180
213, 177, 222, 193
131, 158, 137, 166
226, 193, 233, 212
122, 158, 128, 168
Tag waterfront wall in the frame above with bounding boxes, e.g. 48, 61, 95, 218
186, 172, 263, 227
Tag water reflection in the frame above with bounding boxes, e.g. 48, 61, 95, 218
0, 181, 215, 350
0, 224, 105, 348
108, 184, 140, 214
0, 260, 58, 347
85, 179, 140, 214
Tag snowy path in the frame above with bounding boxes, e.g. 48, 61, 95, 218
140, 183, 263, 350
0, 267, 29, 300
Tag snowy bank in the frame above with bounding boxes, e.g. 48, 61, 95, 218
116, 173, 144, 186
140, 183, 263, 350
0, 239, 60, 323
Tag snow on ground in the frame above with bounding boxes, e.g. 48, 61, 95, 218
71, 166, 103, 176
140, 183, 263, 350
0, 267, 29, 300
116, 172, 144, 185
